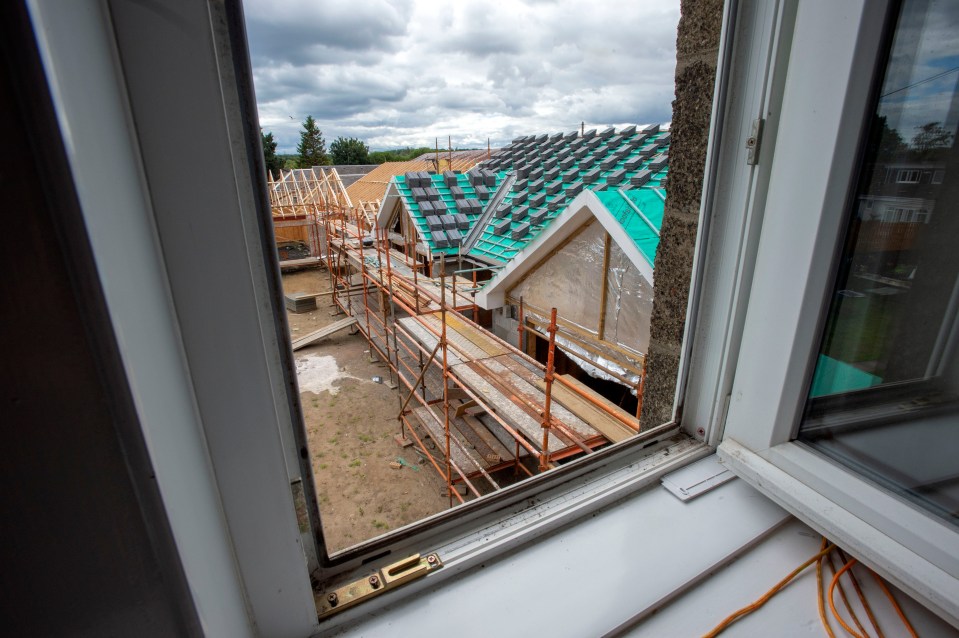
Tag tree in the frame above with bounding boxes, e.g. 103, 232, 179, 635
871, 116, 906, 159
296, 115, 330, 167
260, 129, 282, 177
911, 121, 953, 158
368, 146, 434, 164
330, 137, 371, 164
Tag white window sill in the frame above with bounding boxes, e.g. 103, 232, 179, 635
321, 450, 957, 636
719, 438, 959, 628
320, 453, 791, 637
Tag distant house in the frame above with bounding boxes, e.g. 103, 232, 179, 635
347, 150, 491, 231
268, 167, 352, 260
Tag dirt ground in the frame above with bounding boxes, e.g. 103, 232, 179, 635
281, 268, 449, 553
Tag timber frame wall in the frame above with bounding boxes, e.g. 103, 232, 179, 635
268, 167, 352, 260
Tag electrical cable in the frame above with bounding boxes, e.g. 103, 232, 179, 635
826, 548, 868, 637
817, 539, 837, 638
837, 548, 884, 638
828, 559, 867, 638
701, 544, 835, 638
706, 540, 920, 637
868, 568, 918, 638
880, 65, 959, 99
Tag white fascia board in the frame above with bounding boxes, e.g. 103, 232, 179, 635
475, 190, 653, 310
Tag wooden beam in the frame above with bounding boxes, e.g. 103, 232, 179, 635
290, 316, 358, 351
598, 231, 611, 341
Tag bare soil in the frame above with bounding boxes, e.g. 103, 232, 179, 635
281, 268, 449, 553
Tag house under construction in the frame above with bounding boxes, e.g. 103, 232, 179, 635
345, 149, 491, 234
319, 124, 670, 503
268, 166, 352, 264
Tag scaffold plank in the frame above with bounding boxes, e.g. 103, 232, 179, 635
397, 317, 465, 366
444, 314, 508, 357
482, 356, 598, 441
451, 361, 563, 453
418, 314, 494, 362
411, 406, 491, 475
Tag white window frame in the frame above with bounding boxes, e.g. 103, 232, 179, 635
711, 0, 959, 626
27, 0, 747, 634
897, 168, 921, 183
933, 169, 946, 184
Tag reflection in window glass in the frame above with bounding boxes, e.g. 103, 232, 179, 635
800, 0, 959, 526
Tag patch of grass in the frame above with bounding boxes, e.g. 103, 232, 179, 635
319, 463, 328, 470
328, 436, 339, 445
358, 506, 365, 516
371, 520, 389, 530
358, 433, 373, 443
349, 459, 361, 468
821, 295, 897, 369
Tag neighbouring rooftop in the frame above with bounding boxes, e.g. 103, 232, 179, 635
382, 124, 669, 263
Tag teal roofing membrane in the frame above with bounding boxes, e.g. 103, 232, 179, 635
392, 125, 669, 263
396, 170, 505, 257
596, 187, 666, 267
808, 354, 882, 397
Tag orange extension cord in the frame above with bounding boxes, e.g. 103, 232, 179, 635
823, 549, 871, 637
816, 539, 836, 638
701, 545, 834, 637
702, 540, 918, 637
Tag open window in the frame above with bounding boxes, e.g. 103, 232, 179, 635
715, 0, 959, 625
27, 0, 731, 633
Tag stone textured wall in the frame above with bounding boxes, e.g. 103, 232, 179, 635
640, 0, 723, 429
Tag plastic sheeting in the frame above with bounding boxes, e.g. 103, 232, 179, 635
553, 328, 640, 393
506, 218, 653, 391
507, 219, 605, 334
603, 239, 653, 355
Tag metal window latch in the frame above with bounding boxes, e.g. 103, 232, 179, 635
746, 118, 764, 165
317, 552, 443, 619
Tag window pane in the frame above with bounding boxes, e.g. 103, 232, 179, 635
800, 0, 959, 526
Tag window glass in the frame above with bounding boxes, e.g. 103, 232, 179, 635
800, 0, 959, 526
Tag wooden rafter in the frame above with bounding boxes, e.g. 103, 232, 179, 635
267, 167, 353, 220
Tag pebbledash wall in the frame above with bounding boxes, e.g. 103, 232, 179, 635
640, 0, 723, 429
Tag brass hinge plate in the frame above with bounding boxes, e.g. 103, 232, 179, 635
317, 552, 443, 619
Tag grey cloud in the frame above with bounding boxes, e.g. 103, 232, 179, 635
246, 0, 679, 153
245, 0, 413, 65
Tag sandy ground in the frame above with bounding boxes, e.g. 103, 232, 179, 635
281, 268, 449, 553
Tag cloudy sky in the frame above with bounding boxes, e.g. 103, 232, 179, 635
243, 0, 680, 153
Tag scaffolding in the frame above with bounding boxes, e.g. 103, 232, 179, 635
323, 210, 639, 506
269, 167, 352, 261
321, 209, 642, 506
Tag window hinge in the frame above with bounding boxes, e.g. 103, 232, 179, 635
317, 552, 443, 619
745, 118, 764, 165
